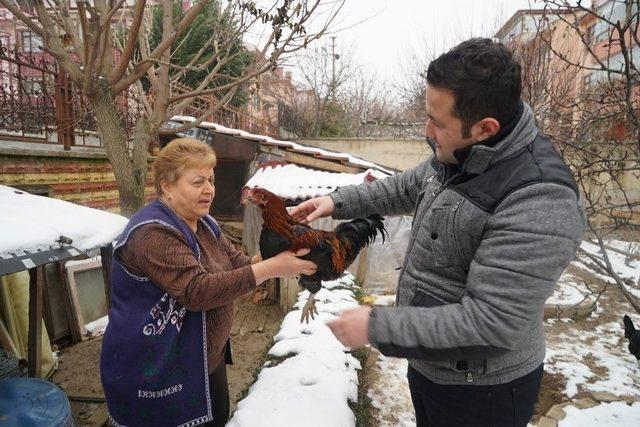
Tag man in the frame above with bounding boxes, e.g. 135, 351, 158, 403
290, 38, 586, 426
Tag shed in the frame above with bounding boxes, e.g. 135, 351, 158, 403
163, 117, 395, 222
0, 185, 127, 377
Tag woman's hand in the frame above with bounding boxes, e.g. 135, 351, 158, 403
251, 249, 317, 284
270, 249, 317, 277
289, 196, 335, 223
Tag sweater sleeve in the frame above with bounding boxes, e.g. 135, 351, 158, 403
118, 224, 256, 311
329, 159, 432, 219
218, 232, 252, 269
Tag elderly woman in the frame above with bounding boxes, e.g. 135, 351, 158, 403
100, 138, 315, 427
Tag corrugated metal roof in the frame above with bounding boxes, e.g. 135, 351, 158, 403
169, 116, 394, 175
244, 163, 385, 201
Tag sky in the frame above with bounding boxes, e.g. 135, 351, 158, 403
326, 0, 539, 85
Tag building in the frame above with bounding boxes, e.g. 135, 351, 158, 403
496, 3, 640, 223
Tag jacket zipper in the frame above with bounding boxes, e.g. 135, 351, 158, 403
451, 198, 465, 266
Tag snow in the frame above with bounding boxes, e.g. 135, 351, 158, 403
84, 315, 108, 336
367, 351, 415, 427
558, 401, 640, 427
245, 163, 382, 201
573, 240, 640, 292
0, 185, 128, 258
169, 115, 394, 175
544, 319, 640, 398
228, 274, 363, 427
547, 272, 591, 306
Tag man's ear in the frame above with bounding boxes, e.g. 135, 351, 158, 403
472, 117, 500, 142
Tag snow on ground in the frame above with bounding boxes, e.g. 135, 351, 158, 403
558, 401, 640, 427
366, 294, 415, 426
574, 240, 640, 294
228, 274, 362, 427
542, 239, 640, 399
545, 318, 640, 398
547, 272, 591, 306
0, 185, 127, 257
367, 351, 415, 427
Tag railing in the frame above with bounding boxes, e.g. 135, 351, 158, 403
0, 48, 279, 150
0, 46, 144, 149
0, 47, 58, 143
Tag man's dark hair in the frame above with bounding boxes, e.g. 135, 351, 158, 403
426, 38, 521, 138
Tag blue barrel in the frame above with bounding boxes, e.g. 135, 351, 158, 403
0, 377, 73, 427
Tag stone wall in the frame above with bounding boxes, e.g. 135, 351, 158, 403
294, 138, 431, 172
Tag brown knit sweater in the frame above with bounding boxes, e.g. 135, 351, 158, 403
118, 222, 256, 373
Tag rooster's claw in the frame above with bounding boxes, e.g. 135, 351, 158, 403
300, 298, 319, 323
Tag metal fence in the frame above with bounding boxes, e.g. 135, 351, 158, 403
0, 47, 279, 150
0, 46, 143, 149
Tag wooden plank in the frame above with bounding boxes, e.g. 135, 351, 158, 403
67, 393, 106, 403
239, 307, 256, 335
246, 307, 265, 333
28, 266, 43, 377
260, 146, 362, 174
356, 247, 369, 286
231, 309, 247, 336
59, 261, 82, 343
257, 310, 268, 333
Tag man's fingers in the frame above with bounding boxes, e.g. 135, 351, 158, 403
305, 211, 321, 223
294, 248, 310, 256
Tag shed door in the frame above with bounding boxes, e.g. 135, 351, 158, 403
211, 160, 247, 221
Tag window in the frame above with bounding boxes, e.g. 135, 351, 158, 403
594, 0, 631, 43
20, 30, 43, 52
585, 24, 596, 45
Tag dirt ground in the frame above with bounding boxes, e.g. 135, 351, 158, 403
532, 263, 635, 423
50, 301, 284, 426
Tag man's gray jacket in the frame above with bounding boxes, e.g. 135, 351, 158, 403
329, 103, 586, 385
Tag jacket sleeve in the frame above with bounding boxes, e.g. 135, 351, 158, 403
119, 224, 256, 311
329, 159, 433, 219
368, 183, 586, 360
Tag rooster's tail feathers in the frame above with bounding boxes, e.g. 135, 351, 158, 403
336, 214, 387, 246
624, 315, 636, 340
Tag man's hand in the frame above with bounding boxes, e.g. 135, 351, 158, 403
289, 195, 335, 223
327, 306, 372, 349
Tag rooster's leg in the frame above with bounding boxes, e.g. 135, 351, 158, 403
301, 293, 319, 323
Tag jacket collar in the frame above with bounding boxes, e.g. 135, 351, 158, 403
427, 101, 538, 177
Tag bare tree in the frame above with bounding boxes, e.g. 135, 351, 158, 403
530, 0, 640, 312
1, 0, 343, 215
293, 41, 354, 136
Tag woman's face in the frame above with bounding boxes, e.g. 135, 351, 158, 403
163, 164, 215, 226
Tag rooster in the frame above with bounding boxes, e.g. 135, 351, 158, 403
623, 315, 640, 367
242, 187, 387, 323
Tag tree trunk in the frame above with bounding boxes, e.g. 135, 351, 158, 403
89, 83, 151, 217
